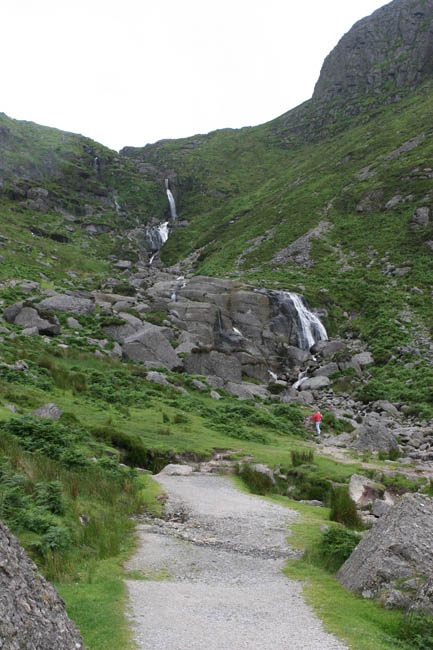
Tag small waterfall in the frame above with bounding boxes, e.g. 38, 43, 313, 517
268, 370, 278, 381
165, 179, 178, 220
293, 370, 309, 390
146, 221, 170, 255
113, 194, 122, 215
279, 291, 328, 351
146, 182, 177, 265
93, 157, 100, 173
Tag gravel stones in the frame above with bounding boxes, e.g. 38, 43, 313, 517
126, 474, 347, 650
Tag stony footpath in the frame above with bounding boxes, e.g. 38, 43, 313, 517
125, 472, 347, 650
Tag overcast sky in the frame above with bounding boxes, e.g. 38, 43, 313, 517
2, 0, 387, 151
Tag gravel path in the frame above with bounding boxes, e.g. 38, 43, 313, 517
126, 473, 347, 650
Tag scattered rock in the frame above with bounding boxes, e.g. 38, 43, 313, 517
31, 403, 62, 420
349, 474, 383, 506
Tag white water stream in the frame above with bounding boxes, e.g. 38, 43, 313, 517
165, 178, 178, 220
283, 292, 328, 351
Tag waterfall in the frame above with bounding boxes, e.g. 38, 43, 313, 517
165, 179, 178, 220
293, 370, 309, 390
93, 157, 100, 173
279, 291, 328, 351
146, 221, 170, 252
146, 182, 177, 265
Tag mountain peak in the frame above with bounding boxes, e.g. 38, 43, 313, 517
313, 0, 433, 102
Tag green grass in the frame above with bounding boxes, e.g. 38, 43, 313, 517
58, 555, 135, 650
285, 560, 405, 650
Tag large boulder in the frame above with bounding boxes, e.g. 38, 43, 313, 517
0, 520, 85, 649
353, 424, 400, 452
38, 294, 94, 315
14, 307, 60, 335
122, 324, 181, 370
299, 376, 330, 391
158, 464, 193, 476
225, 382, 270, 400
337, 494, 433, 609
349, 474, 383, 506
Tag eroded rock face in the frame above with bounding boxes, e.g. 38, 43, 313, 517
0, 520, 85, 650
313, 0, 433, 102
337, 494, 433, 608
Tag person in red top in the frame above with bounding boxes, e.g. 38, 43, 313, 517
309, 411, 322, 436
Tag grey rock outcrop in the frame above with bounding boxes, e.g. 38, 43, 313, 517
184, 351, 242, 383
409, 577, 433, 616
2, 303, 60, 335
313, 0, 433, 102
0, 520, 85, 650
122, 324, 181, 370
38, 294, 94, 315
337, 494, 433, 608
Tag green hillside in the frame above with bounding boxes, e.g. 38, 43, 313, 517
0, 0, 433, 647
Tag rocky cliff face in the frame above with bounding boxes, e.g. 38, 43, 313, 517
0, 520, 85, 650
313, 0, 433, 102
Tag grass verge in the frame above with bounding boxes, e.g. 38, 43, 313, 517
58, 553, 135, 650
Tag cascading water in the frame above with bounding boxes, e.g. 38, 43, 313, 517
147, 181, 178, 265
165, 179, 177, 220
278, 291, 328, 351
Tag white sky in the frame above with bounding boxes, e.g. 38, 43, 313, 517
2, 0, 387, 152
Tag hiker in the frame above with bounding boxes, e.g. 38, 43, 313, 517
309, 410, 322, 436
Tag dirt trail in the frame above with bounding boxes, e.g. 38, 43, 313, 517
125, 473, 347, 650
